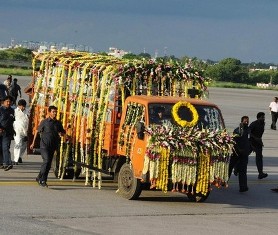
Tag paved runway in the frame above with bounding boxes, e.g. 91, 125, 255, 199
0, 75, 278, 235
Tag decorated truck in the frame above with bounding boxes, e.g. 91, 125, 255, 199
27, 51, 234, 202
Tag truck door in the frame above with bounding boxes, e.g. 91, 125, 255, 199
117, 102, 146, 179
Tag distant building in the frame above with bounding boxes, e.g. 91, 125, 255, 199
108, 47, 128, 58
38, 45, 48, 53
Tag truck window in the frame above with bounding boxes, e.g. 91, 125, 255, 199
149, 103, 224, 130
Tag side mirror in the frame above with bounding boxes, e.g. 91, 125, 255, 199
136, 121, 145, 140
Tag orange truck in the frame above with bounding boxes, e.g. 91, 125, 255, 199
27, 51, 233, 202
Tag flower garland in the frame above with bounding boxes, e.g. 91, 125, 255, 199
144, 125, 234, 195
118, 103, 145, 158
30, 51, 219, 193
172, 101, 199, 127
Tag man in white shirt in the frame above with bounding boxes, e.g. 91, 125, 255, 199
269, 97, 278, 130
13, 99, 29, 164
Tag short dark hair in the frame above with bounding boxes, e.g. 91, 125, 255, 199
257, 112, 265, 119
241, 116, 249, 122
48, 105, 57, 112
2, 95, 13, 102
18, 99, 27, 107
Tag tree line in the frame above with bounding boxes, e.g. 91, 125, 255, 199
1, 48, 277, 85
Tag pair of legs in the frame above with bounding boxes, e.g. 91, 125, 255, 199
253, 145, 267, 178
37, 148, 55, 183
229, 153, 249, 191
13, 135, 27, 163
271, 111, 278, 130
1, 135, 12, 166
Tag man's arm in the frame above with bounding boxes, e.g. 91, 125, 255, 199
30, 120, 44, 150
30, 130, 38, 150
18, 86, 22, 97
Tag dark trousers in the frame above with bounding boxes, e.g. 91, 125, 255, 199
38, 148, 55, 182
229, 153, 249, 190
0, 135, 12, 166
254, 145, 263, 174
0, 139, 2, 165
271, 111, 278, 129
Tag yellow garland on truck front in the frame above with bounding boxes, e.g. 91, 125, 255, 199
172, 101, 199, 127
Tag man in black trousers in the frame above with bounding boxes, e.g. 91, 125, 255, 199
229, 116, 251, 192
249, 112, 268, 180
30, 106, 66, 187
0, 96, 15, 171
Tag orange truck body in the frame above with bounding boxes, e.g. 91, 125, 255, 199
27, 51, 231, 201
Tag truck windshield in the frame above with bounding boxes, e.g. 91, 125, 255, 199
149, 103, 224, 130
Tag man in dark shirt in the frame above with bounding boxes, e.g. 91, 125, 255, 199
30, 106, 66, 187
0, 96, 15, 171
0, 83, 8, 101
249, 112, 268, 179
10, 78, 22, 105
229, 116, 251, 192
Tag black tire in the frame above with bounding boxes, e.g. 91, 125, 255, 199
117, 163, 142, 200
52, 151, 81, 179
186, 186, 210, 202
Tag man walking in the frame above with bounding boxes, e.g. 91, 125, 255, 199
249, 112, 268, 179
0, 96, 15, 171
30, 106, 66, 187
10, 78, 22, 105
13, 99, 29, 165
229, 116, 251, 192
269, 97, 278, 130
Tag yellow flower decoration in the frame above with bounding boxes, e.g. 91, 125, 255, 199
172, 101, 199, 127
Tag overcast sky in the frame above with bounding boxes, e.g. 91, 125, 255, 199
0, 0, 278, 63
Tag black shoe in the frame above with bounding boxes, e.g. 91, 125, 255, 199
4, 165, 13, 171
258, 173, 268, 179
38, 181, 48, 188
0, 165, 4, 169
271, 188, 278, 192
239, 187, 249, 192
36, 178, 41, 186
18, 157, 22, 163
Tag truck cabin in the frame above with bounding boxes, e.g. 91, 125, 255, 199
124, 96, 224, 131
149, 103, 224, 130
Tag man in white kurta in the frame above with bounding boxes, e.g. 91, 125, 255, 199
13, 99, 29, 164
269, 96, 278, 130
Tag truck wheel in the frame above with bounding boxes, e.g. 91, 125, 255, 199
186, 186, 210, 202
117, 163, 142, 200
52, 152, 81, 179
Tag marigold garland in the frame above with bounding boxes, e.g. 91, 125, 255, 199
172, 101, 199, 127
144, 124, 234, 195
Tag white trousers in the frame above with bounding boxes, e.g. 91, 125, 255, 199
13, 135, 27, 163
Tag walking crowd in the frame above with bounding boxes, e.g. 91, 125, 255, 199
0, 75, 66, 188
0, 75, 26, 171
228, 96, 278, 193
